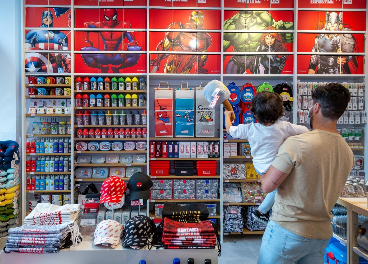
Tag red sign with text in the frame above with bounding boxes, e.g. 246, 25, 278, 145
298, 0, 366, 9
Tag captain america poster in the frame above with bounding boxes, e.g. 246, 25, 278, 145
297, 10, 366, 74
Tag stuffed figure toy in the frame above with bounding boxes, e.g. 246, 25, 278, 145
0, 141, 19, 170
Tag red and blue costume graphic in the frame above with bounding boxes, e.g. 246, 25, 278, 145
81, 9, 142, 73
25, 9, 71, 73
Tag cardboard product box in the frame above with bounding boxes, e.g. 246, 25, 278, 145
179, 142, 186, 158
174, 179, 195, 190
190, 142, 196, 158
230, 143, 237, 156
203, 142, 209, 158
173, 188, 195, 200
196, 189, 218, 200
155, 204, 164, 217
151, 189, 173, 200
205, 204, 217, 216
152, 179, 173, 190
105, 210, 114, 220
197, 142, 204, 158
196, 179, 219, 189
185, 142, 191, 158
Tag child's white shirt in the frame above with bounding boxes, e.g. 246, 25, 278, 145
229, 120, 309, 174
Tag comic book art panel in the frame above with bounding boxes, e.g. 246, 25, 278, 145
149, 9, 220, 30
75, 9, 146, 29
297, 33, 365, 53
26, 0, 71, 4
149, 32, 220, 52
150, 54, 220, 74
25, 30, 70, 51
298, 0, 366, 9
223, 54, 293, 75
25, 52, 71, 74
224, 0, 293, 8
26, 7, 71, 28
149, 0, 220, 7
75, 53, 146, 74
298, 11, 366, 31
297, 54, 364, 74
75, 31, 146, 51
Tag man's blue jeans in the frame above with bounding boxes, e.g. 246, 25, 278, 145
257, 220, 330, 264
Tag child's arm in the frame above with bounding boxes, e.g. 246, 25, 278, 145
287, 123, 310, 136
224, 110, 234, 134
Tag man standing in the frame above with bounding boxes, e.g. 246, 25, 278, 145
258, 83, 353, 263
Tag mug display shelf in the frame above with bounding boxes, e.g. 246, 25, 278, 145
26, 190, 71, 193
74, 90, 146, 93
26, 84, 71, 87
75, 163, 147, 167
26, 114, 71, 117
26, 153, 71, 156
74, 138, 146, 141
75, 125, 146, 128
74, 151, 146, 154
26, 96, 71, 99
150, 175, 221, 179
27, 135, 71, 138
75, 107, 146, 110
149, 137, 220, 141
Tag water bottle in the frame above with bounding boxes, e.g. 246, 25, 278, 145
54, 175, 59, 190
59, 156, 64, 172
64, 175, 69, 190
63, 157, 68, 172
49, 138, 54, 153
53, 140, 59, 154
50, 156, 55, 172
54, 157, 59, 172
68, 157, 72, 172
40, 139, 45, 153
36, 158, 41, 172
45, 138, 49, 153
45, 156, 50, 172
64, 138, 68, 153
59, 175, 64, 190
40, 156, 45, 172
58, 140, 64, 153
50, 175, 54, 190
46, 176, 50, 190
40, 175, 46, 190
35, 176, 40, 190
35, 138, 40, 153
68, 139, 71, 153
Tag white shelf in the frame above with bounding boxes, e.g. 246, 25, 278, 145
333, 233, 347, 247
353, 247, 368, 261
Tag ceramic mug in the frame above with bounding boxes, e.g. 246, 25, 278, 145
46, 107, 55, 115
64, 107, 71, 115
56, 77, 65, 84
47, 77, 56, 84
65, 77, 71, 85
37, 77, 46, 84
37, 107, 46, 114
37, 88, 48, 95
55, 88, 63, 96
28, 87, 37, 95
28, 107, 37, 114
64, 88, 71, 96
55, 107, 64, 115
49, 88, 56, 95
28, 77, 36, 84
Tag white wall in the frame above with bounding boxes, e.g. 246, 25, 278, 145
0, 0, 22, 141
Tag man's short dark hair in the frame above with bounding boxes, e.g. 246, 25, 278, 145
312, 83, 350, 120
250, 91, 284, 125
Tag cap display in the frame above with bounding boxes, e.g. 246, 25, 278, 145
123, 215, 155, 249
94, 219, 123, 249
100, 176, 127, 204
127, 172, 153, 201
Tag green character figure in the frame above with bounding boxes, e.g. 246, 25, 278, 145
223, 11, 293, 74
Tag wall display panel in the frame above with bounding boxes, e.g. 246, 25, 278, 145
75, 9, 146, 29
75, 0, 146, 6
25, 30, 71, 51
124, 0, 147, 6
75, 31, 146, 51
297, 54, 364, 74
149, 10, 220, 30
25, 52, 71, 74
298, 0, 366, 9
26, 0, 71, 4
298, 11, 366, 31
223, 11, 294, 30
150, 54, 220, 74
75, 53, 146, 73
97, 0, 124, 6
223, 54, 293, 74
297, 33, 365, 53
149, 32, 220, 52
74, 0, 98, 5
26, 7, 71, 28
224, 0, 293, 8
149, 0, 221, 7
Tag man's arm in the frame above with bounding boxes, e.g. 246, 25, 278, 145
224, 110, 234, 134
260, 165, 290, 193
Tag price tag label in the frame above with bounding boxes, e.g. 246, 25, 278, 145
76, 179, 82, 181
224, 140, 228, 142
126, 163, 131, 166
151, 176, 156, 179
131, 199, 144, 206
77, 107, 82, 109
31, 114, 35, 117
78, 125, 83, 128
75, 184, 80, 187
224, 203, 229, 206
30, 172, 35, 175
30, 153, 35, 156
150, 217, 154, 220
151, 199, 155, 202
77, 151, 81, 153
29, 84, 33, 86
151, 158, 156, 160
30, 95, 35, 98
29, 191, 34, 193
225, 180, 229, 182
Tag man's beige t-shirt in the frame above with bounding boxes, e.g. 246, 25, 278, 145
270, 129, 354, 240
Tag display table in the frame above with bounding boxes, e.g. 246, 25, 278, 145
0, 236, 218, 264
337, 197, 368, 264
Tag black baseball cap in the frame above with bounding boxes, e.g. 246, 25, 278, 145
123, 215, 155, 249
127, 172, 153, 201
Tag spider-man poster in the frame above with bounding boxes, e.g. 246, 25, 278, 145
155, 98, 173, 137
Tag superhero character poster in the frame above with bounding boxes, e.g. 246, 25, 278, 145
297, 11, 366, 74
26, 0, 70, 5
25, 52, 71, 73
298, 0, 366, 9
149, 0, 221, 7
224, 0, 294, 8
74, 8, 146, 73
149, 10, 221, 74
223, 11, 294, 74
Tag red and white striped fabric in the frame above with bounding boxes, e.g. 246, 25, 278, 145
94, 219, 123, 249
100, 176, 127, 204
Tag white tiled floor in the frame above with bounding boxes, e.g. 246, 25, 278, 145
219, 235, 262, 264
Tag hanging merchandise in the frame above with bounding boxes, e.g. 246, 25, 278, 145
196, 87, 215, 137
175, 85, 194, 137
257, 82, 274, 93
241, 109, 256, 124
154, 86, 173, 137
240, 83, 257, 106
273, 83, 294, 112
227, 82, 241, 105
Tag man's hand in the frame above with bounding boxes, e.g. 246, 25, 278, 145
260, 165, 289, 193
224, 110, 234, 134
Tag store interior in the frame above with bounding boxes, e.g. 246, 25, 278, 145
0, 0, 368, 263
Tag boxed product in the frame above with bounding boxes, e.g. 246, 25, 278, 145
197, 161, 217, 176
190, 142, 196, 158
133, 154, 146, 163
230, 143, 237, 157
105, 210, 114, 220
109, 167, 125, 177
242, 182, 265, 204
97, 207, 106, 225
242, 143, 251, 157
151, 189, 172, 200
126, 166, 142, 177
131, 209, 139, 219
75, 168, 92, 178
174, 179, 195, 190
120, 154, 133, 164
205, 204, 217, 217
174, 161, 194, 176
179, 142, 186, 158
246, 163, 260, 179
196, 180, 219, 199
224, 163, 246, 179
152, 179, 173, 190
223, 183, 242, 203
155, 204, 164, 217
113, 209, 123, 224
173, 188, 195, 200
92, 167, 108, 178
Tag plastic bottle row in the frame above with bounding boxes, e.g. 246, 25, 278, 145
76, 110, 147, 126
77, 128, 147, 139
26, 138, 71, 154
75, 93, 146, 108
76, 77, 146, 91
26, 156, 72, 173
32, 121, 72, 135
26, 175, 71, 191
